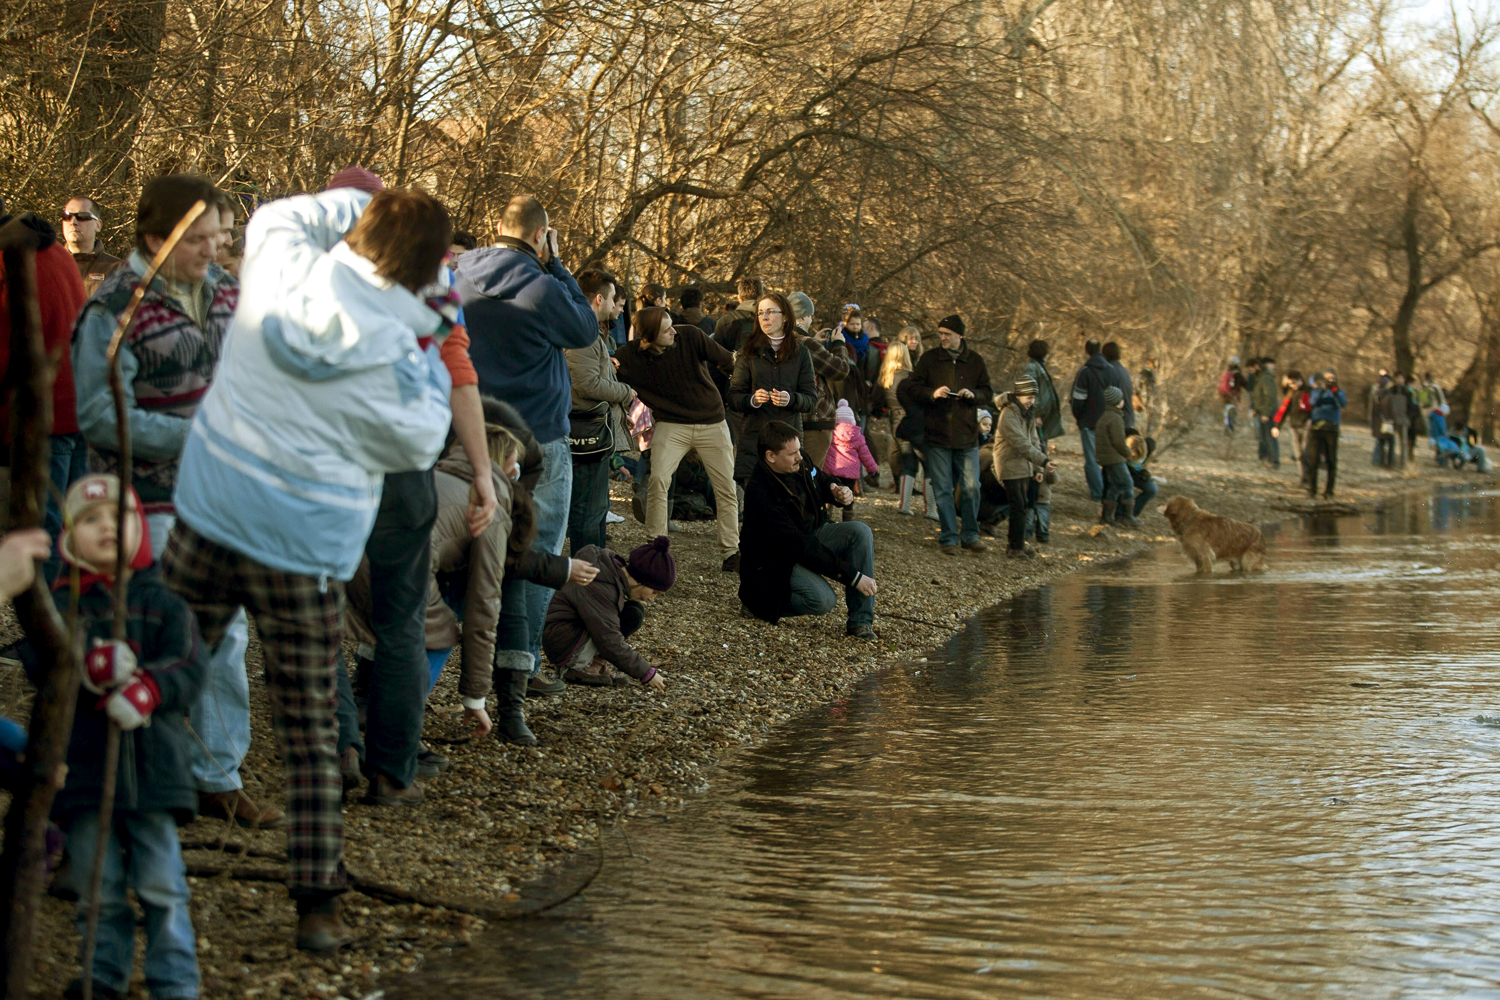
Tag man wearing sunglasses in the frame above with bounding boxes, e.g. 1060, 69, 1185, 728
61, 196, 123, 295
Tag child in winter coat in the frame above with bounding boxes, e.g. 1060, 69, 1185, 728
1094, 386, 1138, 526
1126, 432, 1159, 518
821, 399, 879, 521
543, 536, 675, 690
18, 474, 207, 1000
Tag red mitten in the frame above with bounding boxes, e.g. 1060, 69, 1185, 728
104, 674, 160, 730
83, 639, 137, 694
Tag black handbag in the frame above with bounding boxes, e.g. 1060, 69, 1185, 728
569, 401, 613, 462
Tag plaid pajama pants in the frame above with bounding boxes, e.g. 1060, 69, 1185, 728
161, 521, 348, 897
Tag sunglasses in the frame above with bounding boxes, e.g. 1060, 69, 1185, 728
61, 212, 98, 222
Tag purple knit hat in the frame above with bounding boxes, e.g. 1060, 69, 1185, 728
627, 536, 677, 591
327, 165, 384, 193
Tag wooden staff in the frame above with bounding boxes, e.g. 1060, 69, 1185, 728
0, 222, 79, 1000
79, 201, 207, 1000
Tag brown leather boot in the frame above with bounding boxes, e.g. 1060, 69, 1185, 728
198, 790, 285, 829
363, 773, 424, 808
296, 897, 353, 952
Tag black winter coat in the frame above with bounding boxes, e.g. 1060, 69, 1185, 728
1069, 353, 1119, 430
728, 342, 818, 479
738, 460, 853, 623
20, 567, 207, 823
905, 341, 995, 449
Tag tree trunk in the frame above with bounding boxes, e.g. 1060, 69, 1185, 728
1390, 175, 1422, 377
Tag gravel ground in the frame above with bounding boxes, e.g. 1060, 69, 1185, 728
4, 421, 1487, 999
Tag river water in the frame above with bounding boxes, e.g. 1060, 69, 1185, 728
395, 490, 1500, 999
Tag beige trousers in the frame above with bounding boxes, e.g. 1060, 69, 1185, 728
647, 420, 740, 558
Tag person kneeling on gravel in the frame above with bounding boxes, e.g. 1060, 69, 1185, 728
738, 419, 879, 640
543, 536, 674, 690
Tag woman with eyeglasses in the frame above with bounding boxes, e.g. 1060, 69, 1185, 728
728, 291, 818, 482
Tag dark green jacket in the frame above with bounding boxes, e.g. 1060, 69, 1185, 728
1094, 407, 1132, 467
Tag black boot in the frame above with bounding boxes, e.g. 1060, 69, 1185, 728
1116, 502, 1143, 527
494, 660, 537, 746
1098, 502, 1115, 525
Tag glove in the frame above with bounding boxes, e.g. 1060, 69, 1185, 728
104, 674, 160, 730
82, 639, 137, 694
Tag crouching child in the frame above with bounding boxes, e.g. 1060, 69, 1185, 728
18, 474, 207, 1000
543, 537, 675, 690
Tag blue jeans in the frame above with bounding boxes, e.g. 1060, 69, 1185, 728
1025, 502, 1051, 540
147, 513, 250, 794
44, 433, 90, 581
1079, 426, 1103, 500
526, 438, 573, 675
567, 455, 612, 555
787, 521, 875, 628
1103, 462, 1133, 506
1133, 477, 1159, 516
924, 445, 980, 547
1256, 417, 1280, 466
68, 810, 198, 999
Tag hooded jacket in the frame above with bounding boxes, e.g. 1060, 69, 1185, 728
1022, 358, 1064, 440
1094, 406, 1131, 467
905, 339, 995, 449
823, 421, 879, 480
20, 509, 207, 823
542, 544, 655, 682
455, 238, 599, 444
1069, 353, 1118, 431
171, 189, 453, 583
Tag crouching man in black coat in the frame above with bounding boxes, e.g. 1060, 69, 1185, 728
738, 420, 879, 640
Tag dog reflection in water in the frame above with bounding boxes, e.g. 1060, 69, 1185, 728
1161, 495, 1266, 574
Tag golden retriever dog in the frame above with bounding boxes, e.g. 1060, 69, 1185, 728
1161, 495, 1266, 573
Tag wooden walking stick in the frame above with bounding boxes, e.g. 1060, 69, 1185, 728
0, 221, 81, 1000
78, 201, 208, 1000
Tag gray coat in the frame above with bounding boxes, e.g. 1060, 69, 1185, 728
994, 395, 1050, 481
566, 327, 634, 450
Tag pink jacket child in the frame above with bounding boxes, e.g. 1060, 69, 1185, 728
821, 399, 879, 484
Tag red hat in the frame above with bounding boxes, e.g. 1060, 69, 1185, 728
327, 165, 384, 194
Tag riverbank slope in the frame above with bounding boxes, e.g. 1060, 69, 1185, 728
8, 421, 1487, 999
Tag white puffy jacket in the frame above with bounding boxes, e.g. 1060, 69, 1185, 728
172, 189, 452, 583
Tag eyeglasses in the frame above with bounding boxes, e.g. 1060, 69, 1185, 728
757, 309, 783, 317
60, 212, 97, 222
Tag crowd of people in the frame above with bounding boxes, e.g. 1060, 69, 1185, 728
1218, 356, 1490, 497
0, 168, 1191, 997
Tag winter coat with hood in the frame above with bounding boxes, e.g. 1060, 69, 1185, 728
1022, 358, 1064, 440
905, 339, 995, 450
994, 392, 1050, 481
18, 509, 207, 823
542, 544, 656, 683
823, 420, 879, 480
1094, 405, 1131, 467
454, 236, 599, 445
728, 337, 818, 479
738, 457, 851, 623
172, 188, 452, 584
566, 325, 634, 451
1069, 352, 1118, 431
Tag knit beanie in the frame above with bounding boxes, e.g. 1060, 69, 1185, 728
1013, 375, 1038, 396
627, 536, 677, 592
327, 165, 384, 193
937, 314, 965, 337
58, 474, 147, 575
834, 398, 856, 425
1104, 385, 1124, 406
788, 291, 815, 321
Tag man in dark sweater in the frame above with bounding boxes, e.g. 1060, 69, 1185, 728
906, 314, 994, 554
739, 420, 878, 640
615, 308, 742, 572
1069, 340, 1115, 502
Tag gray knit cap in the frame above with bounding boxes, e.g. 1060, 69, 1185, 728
1104, 385, 1124, 405
787, 291, 815, 321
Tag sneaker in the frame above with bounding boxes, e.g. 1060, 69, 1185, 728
962, 539, 989, 553
416, 746, 450, 779
721, 552, 740, 573
845, 623, 878, 641
526, 669, 567, 698
563, 665, 612, 687
631, 494, 646, 524
296, 901, 354, 953
364, 773, 424, 808
1036, 533, 1050, 544
941, 544, 961, 556
1006, 546, 1038, 560
605, 510, 625, 524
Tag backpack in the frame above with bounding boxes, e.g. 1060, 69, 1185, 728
1218, 370, 1237, 399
